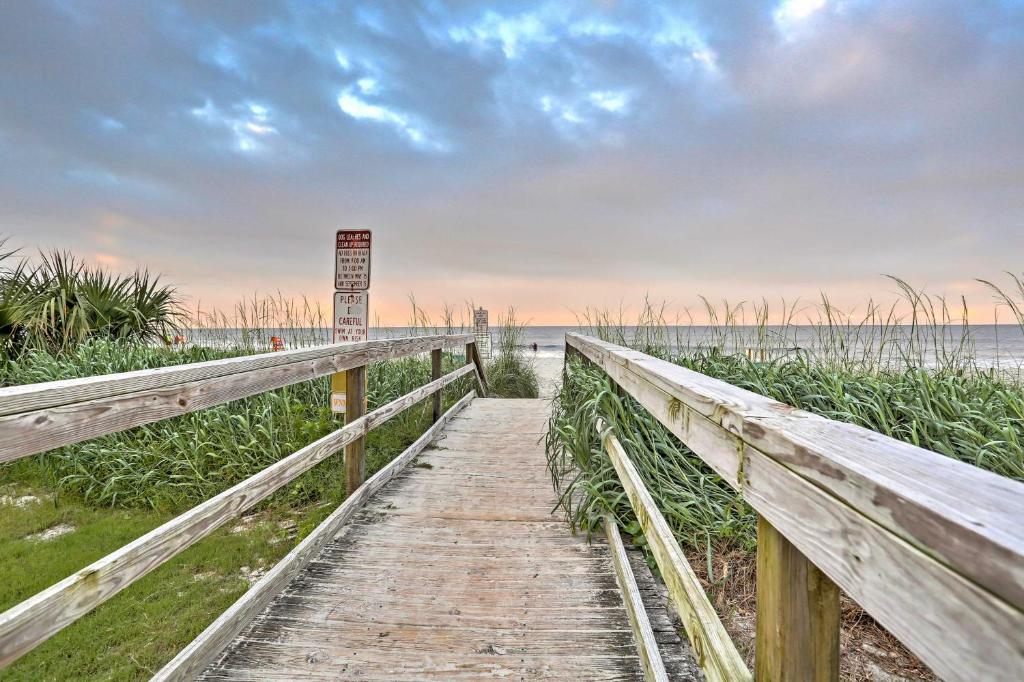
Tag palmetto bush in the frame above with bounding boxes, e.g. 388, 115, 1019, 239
0, 247, 182, 355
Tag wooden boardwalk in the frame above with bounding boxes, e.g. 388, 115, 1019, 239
199, 398, 694, 681
5, 334, 1020, 680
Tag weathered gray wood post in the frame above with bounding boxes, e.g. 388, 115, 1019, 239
755, 515, 840, 681
345, 364, 367, 495
431, 348, 442, 423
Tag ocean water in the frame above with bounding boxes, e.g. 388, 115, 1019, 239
418, 325, 1024, 369
188, 325, 1024, 369
508, 325, 1024, 365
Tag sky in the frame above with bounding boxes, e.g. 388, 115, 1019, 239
1, 0, 1023, 325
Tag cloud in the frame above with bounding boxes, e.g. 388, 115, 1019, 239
336, 87, 448, 151
448, 9, 557, 58
774, 0, 828, 36
0, 0, 1021, 321
588, 90, 630, 113
190, 99, 279, 153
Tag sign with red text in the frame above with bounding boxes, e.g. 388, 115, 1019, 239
332, 291, 369, 344
335, 229, 371, 291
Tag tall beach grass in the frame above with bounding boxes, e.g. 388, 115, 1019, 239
548, 275, 1024, 678
550, 275, 1024, 549
485, 308, 540, 399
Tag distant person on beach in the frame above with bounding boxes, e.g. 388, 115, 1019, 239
532, 342, 538, 352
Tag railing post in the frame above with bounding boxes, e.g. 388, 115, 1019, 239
344, 364, 367, 496
564, 341, 578, 366
466, 341, 488, 397
565, 336, 593, 370
431, 348, 442, 423
755, 515, 839, 682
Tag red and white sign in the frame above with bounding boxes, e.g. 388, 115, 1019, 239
335, 229, 371, 291
333, 291, 369, 344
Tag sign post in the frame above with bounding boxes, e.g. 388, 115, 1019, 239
331, 230, 371, 413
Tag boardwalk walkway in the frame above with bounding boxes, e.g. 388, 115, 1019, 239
199, 398, 694, 680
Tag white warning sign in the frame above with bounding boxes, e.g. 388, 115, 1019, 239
335, 229, 371, 291
333, 291, 369, 344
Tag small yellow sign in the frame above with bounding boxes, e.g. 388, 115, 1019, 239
331, 371, 346, 413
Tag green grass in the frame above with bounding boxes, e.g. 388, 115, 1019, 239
676, 350, 1024, 480
0, 247, 181, 356
2, 340, 474, 511
0, 332, 481, 680
484, 308, 539, 399
0, 491, 292, 681
0, 393, 461, 681
546, 359, 757, 554
548, 279, 1024, 557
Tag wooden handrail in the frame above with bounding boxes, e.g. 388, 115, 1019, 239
0, 334, 475, 462
597, 419, 750, 682
466, 340, 489, 397
567, 333, 1024, 681
602, 512, 671, 682
0, 340, 485, 669
0, 335, 475, 416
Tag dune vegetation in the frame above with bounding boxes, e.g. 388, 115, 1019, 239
546, 277, 1024, 678
484, 308, 540, 399
0, 248, 509, 680
0, 247, 181, 357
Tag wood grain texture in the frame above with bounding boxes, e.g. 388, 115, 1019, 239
199, 399, 692, 681
598, 421, 751, 682
624, 549, 705, 681
470, 341, 489, 397
570, 333, 1024, 680
567, 333, 1024, 609
604, 515, 670, 682
754, 515, 839, 682
431, 348, 442, 423
466, 341, 488, 397
344, 364, 367, 495
0, 335, 473, 416
0, 335, 475, 462
153, 391, 476, 682
0, 363, 474, 669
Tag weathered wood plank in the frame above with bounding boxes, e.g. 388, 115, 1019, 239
604, 515, 670, 682
570, 333, 1024, 680
344, 363, 367, 495
469, 341, 489, 397
567, 333, 1024, 609
431, 348, 442, 422
0, 364, 474, 668
0, 335, 475, 463
598, 421, 751, 682
153, 390, 476, 681
205, 652, 647, 681
624, 548, 705, 680
200, 398, 688, 680
754, 515, 839, 682
0, 335, 472, 417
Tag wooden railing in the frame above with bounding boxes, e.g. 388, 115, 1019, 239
0, 335, 488, 674
566, 333, 1024, 682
